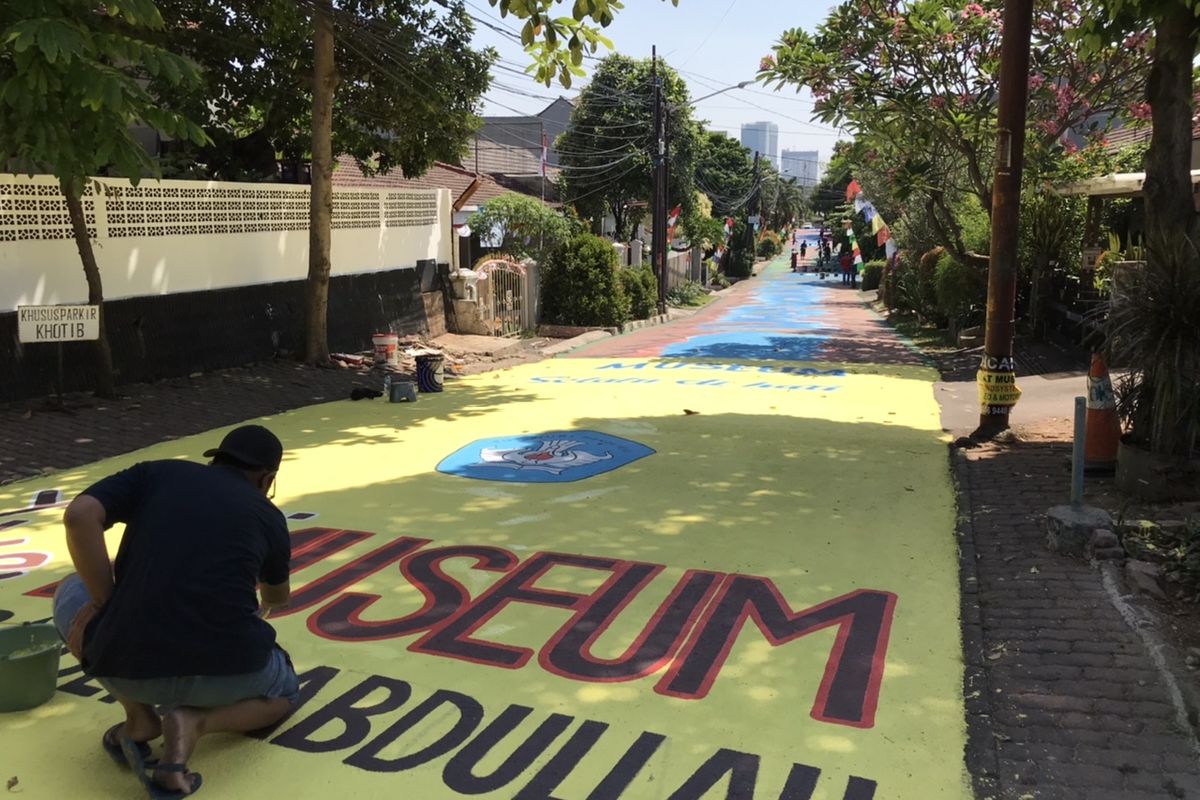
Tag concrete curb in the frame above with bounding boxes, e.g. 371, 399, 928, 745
619, 314, 670, 334
1098, 562, 1200, 751
539, 330, 613, 357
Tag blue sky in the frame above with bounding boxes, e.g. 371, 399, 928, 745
467, 0, 848, 166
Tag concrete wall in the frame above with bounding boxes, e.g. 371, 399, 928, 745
0, 174, 451, 312
0, 174, 453, 400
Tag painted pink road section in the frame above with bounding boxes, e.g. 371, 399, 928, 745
568, 265, 926, 367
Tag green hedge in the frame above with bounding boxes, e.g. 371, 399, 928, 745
620, 266, 658, 320
861, 260, 885, 291
540, 234, 630, 326
934, 251, 987, 325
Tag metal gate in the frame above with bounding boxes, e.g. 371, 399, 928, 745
477, 258, 526, 337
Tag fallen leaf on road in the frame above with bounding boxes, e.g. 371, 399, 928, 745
1029, 566, 1040, 574
21, 410, 31, 420
683, 409, 700, 415
6, 776, 18, 791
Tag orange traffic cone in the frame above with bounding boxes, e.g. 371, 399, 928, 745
1085, 353, 1120, 474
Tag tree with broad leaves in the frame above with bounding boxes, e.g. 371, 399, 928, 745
759, 0, 1152, 262
152, 0, 493, 366
277, 0, 674, 363
0, 0, 208, 397
483, 0, 676, 89
694, 131, 755, 219
466, 193, 575, 263
1079, 0, 1199, 247
557, 54, 699, 241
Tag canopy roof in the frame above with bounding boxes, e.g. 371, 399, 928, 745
1053, 170, 1200, 198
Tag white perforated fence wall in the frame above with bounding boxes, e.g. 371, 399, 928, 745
0, 174, 450, 312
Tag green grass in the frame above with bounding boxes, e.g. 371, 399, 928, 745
875, 304, 955, 351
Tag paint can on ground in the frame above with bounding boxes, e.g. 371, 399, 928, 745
415, 354, 445, 393
389, 380, 417, 403
372, 333, 399, 366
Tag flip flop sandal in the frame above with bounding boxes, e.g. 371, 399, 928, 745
120, 736, 203, 799
102, 724, 152, 768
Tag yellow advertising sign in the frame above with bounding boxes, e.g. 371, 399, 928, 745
977, 368, 1022, 412
0, 358, 968, 799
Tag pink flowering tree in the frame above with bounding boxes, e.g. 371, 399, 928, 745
1081, 1, 1200, 245
759, 0, 1151, 260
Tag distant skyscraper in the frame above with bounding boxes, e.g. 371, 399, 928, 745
781, 149, 821, 187
740, 121, 779, 167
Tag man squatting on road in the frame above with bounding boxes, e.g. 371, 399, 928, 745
52, 425, 298, 798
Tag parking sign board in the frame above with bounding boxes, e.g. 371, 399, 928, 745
17, 305, 100, 343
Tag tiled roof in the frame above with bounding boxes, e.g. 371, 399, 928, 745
1104, 89, 1200, 154
330, 157, 541, 209
1104, 123, 1151, 153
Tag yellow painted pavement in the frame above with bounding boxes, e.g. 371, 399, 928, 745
0, 353, 967, 799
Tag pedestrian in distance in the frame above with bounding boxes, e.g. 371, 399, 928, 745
790, 248, 799, 271
800, 240, 808, 261
54, 424, 298, 799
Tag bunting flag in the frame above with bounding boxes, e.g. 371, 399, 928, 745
876, 226, 890, 247
667, 204, 682, 244
846, 223, 863, 267
723, 217, 734, 242
853, 196, 865, 213
862, 202, 877, 222
870, 214, 885, 235
845, 179, 862, 202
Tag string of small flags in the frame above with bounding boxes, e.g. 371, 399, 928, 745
846, 179, 898, 259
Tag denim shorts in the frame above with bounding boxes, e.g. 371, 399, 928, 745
53, 573, 299, 709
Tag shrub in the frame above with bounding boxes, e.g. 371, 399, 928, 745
666, 280, 709, 307
861, 260, 885, 291
893, 254, 923, 314
540, 234, 630, 326
726, 247, 754, 278
934, 251, 987, 326
620, 266, 658, 320
467, 194, 573, 263
757, 230, 783, 259
915, 247, 945, 323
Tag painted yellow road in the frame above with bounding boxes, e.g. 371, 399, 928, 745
0, 274, 967, 799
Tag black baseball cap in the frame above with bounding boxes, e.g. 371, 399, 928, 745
203, 425, 283, 470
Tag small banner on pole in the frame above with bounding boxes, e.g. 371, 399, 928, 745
977, 355, 1022, 415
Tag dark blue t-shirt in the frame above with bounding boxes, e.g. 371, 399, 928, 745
81, 460, 290, 679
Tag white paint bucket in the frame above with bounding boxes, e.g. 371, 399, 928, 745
372, 333, 399, 366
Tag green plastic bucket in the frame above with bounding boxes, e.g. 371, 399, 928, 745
0, 624, 62, 712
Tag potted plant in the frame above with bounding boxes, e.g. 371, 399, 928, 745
1106, 236, 1200, 501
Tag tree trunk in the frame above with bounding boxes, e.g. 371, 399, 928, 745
1144, 4, 1199, 249
62, 178, 116, 399
303, 0, 338, 365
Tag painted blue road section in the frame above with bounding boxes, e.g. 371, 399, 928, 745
664, 228, 838, 361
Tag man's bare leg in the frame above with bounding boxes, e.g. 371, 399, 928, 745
154, 698, 291, 794
113, 694, 162, 743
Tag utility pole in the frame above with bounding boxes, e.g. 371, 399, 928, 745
660, 103, 671, 314
747, 150, 761, 274
651, 46, 666, 313
975, 0, 1034, 438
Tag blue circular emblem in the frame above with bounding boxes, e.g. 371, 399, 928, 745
436, 431, 655, 483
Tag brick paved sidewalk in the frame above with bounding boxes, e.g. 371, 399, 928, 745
956, 418, 1200, 798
